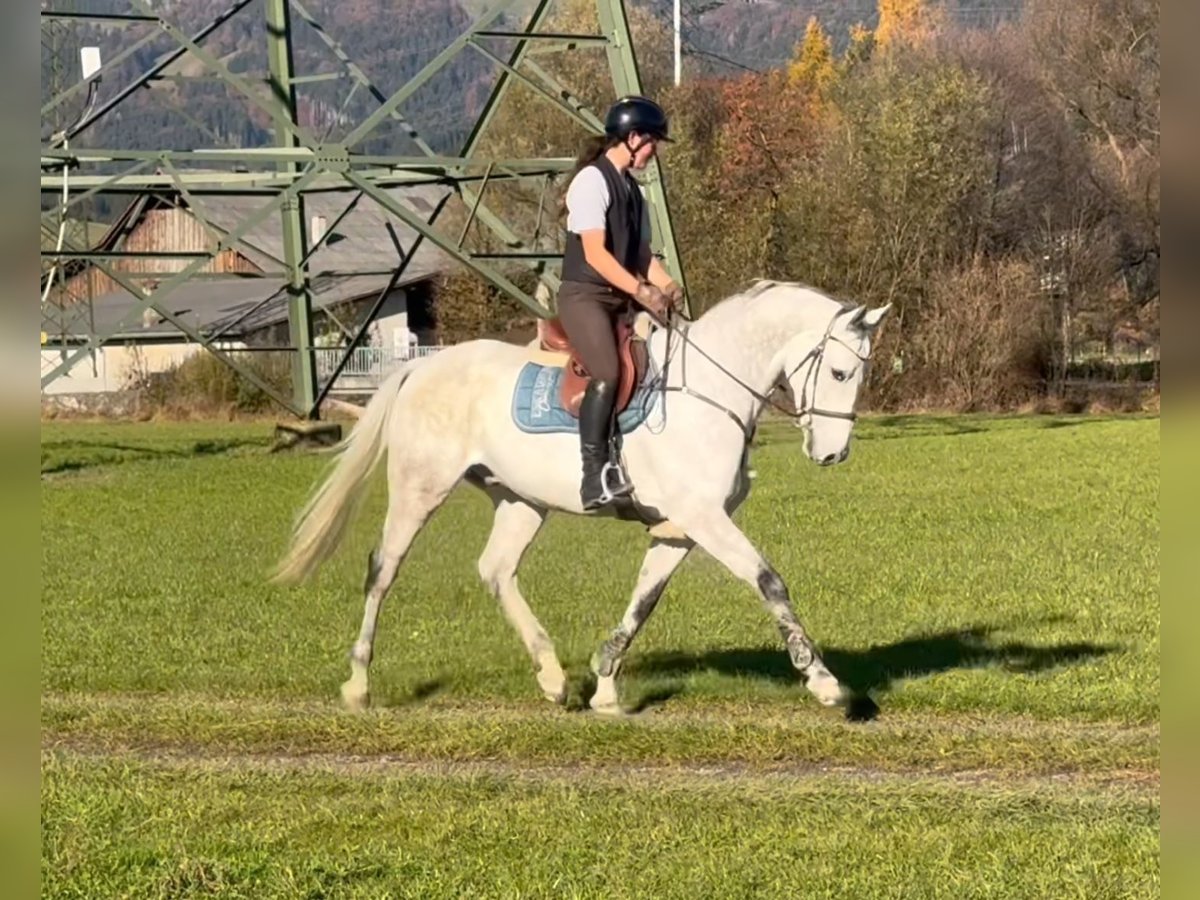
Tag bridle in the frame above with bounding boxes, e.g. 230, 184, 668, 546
652, 306, 871, 444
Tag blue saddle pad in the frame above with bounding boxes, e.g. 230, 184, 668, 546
511, 362, 659, 435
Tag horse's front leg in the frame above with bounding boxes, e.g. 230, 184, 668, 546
673, 506, 847, 708
589, 536, 694, 716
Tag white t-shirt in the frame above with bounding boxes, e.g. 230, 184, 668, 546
565, 166, 652, 241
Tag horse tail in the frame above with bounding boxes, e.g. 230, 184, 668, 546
270, 362, 416, 586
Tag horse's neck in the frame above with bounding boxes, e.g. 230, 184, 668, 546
657, 289, 835, 427
677, 294, 825, 399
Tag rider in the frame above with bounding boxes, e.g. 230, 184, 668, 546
558, 95, 683, 510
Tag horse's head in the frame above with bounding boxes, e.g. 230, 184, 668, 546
782, 303, 891, 466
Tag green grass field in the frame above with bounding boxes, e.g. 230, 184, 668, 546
41, 413, 1160, 897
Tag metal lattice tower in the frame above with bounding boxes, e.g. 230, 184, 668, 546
41, 0, 100, 371
39, 0, 687, 418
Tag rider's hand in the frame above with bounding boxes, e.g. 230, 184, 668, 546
634, 281, 670, 323
664, 282, 685, 310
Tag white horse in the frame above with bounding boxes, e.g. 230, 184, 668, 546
272, 279, 891, 715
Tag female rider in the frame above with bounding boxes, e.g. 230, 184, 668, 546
558, 95, 682, 510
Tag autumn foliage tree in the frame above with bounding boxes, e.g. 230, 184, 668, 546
875, 0, 946, 50
434, 0, 1157, 411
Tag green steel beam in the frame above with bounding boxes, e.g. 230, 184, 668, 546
344, 170, 544, 316
40, 166, 322, 393
594, 0, 690, 315
298, 191, 363, 268
42, 235, 300, 413
473, 31, 608, 44
465, 39, 601, 135
147, 74, 259, 86
341, 0, 523, 149
128, 0, 323, 153
309, 191, 452, 416
41, 251, 213, 259
41, 148, 577, 169
41, 166, 572, 193
158, 156, 224, 246
53, 0, 259, 143
40, 11, 158, 22
457, 163, 495, 248
41, 27, 161, 117
265, 0, 317, 417
472, 252, 564, 262
521, 57, 606, 131
455, 0, 561, 303
287, 72, 345, 85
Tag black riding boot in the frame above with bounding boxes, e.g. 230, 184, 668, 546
579, 378, 633, 510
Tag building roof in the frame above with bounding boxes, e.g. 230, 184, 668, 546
185, 182, 454, 278
42, 179, 457, 343
42, 180, 456, 293
41, 272, 415, 343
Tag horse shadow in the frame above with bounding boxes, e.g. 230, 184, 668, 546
622, 620, 1119, 721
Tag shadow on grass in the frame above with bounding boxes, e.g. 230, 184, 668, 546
751, 414, 1133, 449
381, 678, 448, 708
625, 623, 1119, 721
41, 438, 269, 475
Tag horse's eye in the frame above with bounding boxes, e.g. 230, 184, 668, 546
831, 369, 848, 382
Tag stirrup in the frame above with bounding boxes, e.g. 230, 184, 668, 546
599, 459, 634, 503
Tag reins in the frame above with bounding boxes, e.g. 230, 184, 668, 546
649, 304, 869, 443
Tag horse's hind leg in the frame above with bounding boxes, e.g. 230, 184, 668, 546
589, 537, 694, 715
342, 459, 455, 711
476, 489, 566, 704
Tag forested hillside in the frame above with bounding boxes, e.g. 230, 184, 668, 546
41, 1, 1019, 158
42, 0, 1156, 411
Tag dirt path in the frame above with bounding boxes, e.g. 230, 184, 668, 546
43, 691, 1159, 801
44, 738, 1158, 800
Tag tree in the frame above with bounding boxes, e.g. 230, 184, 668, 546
1025, 0, 1159, 315
788, 17, 836, 95
875, 0, 946, 50
844, 22, 876, 68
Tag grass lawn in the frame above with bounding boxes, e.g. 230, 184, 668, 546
41, 412, 1159, 896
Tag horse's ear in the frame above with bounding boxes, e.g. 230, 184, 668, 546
859, 304, 891, 332
843, 304, 868, 327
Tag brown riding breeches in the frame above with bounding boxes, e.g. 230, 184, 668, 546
555, 281, 630, 385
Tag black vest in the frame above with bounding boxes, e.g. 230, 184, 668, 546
561, 155, 645, 288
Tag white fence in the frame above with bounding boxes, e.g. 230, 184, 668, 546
313, 345, 445, 391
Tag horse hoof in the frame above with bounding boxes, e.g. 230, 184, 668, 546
341, 681, 370, 712
806, 672, 848, 708
589, 700, 628, 718
537, 669, 567, 705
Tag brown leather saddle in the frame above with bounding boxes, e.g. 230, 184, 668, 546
538, 316, 648, 417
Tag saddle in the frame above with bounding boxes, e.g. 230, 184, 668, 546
537, 316, 648, 417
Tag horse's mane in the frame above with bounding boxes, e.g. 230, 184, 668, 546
694, 279, 854, 326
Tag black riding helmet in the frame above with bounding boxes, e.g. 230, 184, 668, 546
604, 95, 672, 143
